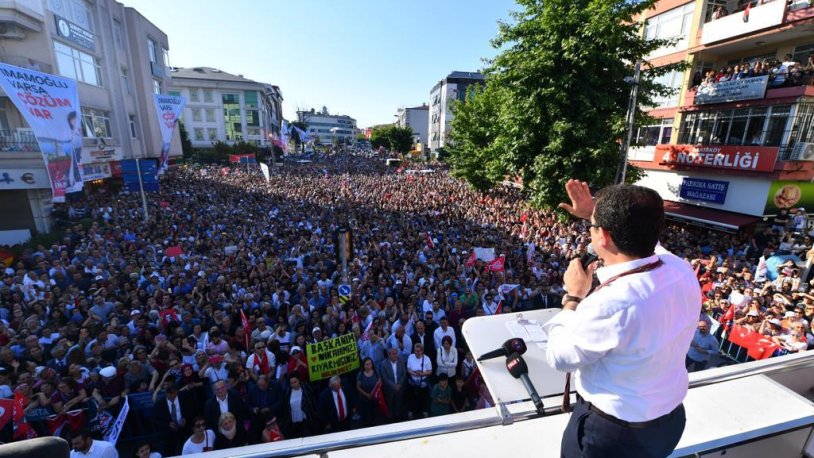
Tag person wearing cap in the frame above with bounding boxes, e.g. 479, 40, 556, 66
686, 320, 720, 372
286, 346, 309, 383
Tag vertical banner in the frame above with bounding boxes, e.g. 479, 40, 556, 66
103, 395, 129, 446
153, 94, 186, 175
260, 163, 270, 183
280, 120, 290, 153
0, 63, 83, 202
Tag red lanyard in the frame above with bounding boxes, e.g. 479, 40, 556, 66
591, 258, 664, 294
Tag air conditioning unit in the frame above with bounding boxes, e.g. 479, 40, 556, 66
0, 23, 26, 40
790, 142, 814, 161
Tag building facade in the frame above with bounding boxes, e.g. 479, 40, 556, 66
629, 0, 814, 232
297, 108, 357, 146
0, 0, 178, 241
168, 67, 282, 149
428, 71, 484, 152
396, 104, 429, 149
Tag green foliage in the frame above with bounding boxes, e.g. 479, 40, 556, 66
178, 121, 193, 159
448, 0, 686, 209
193, 140, 263, 164
370, 125, 415, 154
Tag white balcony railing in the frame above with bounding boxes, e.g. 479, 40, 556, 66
701, 0, 787, 46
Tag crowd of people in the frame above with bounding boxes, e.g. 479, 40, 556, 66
691, 53, 814, 89
0, 153, 812, 457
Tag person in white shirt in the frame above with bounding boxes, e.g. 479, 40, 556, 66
432, 316, 456, 349
69, 429, 119, 458
181, 417, 216, 455
245, 341, 277, 383
546, 180, 698, 458
405, 343, 432, 419
686, 320, 720, 372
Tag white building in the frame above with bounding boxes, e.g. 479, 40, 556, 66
428, 71, 484, 152
168, 67, 282, 148
0, 0, 178, 240
297, 108, 357, 146
396, 104, 429, 149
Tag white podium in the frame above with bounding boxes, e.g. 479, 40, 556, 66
462, 308, 567, 406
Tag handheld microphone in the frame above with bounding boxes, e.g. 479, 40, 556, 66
580, 244, 598, 269
506, 352, 545, 415
477, 338, 527, 362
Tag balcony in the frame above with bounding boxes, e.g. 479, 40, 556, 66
701, 0, 788, 46
683, 79, 814, 109
0, 128, 39, 152
0, 0, 44, 32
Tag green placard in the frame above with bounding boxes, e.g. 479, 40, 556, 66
306, 333, 359, 381
764, 181, 814, 214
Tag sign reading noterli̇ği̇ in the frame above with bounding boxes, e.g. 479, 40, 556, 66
655, 144, 779, 173
306, 333, 360, 381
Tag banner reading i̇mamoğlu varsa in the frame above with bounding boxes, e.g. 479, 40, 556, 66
0, 63, 83, 202
306, 333, 359, 381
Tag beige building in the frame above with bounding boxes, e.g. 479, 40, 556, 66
0, 0, 179, 242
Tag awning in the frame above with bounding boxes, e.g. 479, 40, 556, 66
663, 201, 761, 232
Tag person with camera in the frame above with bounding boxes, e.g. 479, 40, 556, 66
545, 180, 700, 457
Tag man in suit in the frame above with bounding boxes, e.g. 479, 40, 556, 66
318, 375, 356, 433
410, 320, 435, 374
154, 385, 190, 456
204, 379, 249, 430
377, 347, 407, 421
247, 374, 283, 437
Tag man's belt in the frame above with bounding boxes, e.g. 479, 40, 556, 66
575, 393, 680, 429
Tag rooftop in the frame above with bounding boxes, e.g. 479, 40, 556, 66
169, 67, 258, 83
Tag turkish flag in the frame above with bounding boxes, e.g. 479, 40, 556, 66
165, 245, 183, 258
719, 304, 736, 332
12, 391, 36, 440
486, 255, 506, 272
240, 309, 251, 353
727, 324, 758, 348
371, 380, 390, 418
0, 398, 13, 430
465, 251, 476, 268
747, 336, 782, 360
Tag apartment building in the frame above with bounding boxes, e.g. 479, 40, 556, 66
629, 0, 814, 233
428, 71, 484, 152
297, 108, 357, 146
396, 104, 429, 149
0, 0, 178, 241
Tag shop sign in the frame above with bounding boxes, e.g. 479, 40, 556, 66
695, 75, 769, 105
655, 144, 778, 173
82, 162, 111, 181
764, 181, 814, 214
679, 178, 729, 204
54, 15, 95, 51
0, 168, 50, 189
81, 145, 123, 164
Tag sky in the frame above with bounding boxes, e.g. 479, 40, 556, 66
121, 0, 518, 128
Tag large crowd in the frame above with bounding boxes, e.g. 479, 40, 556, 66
1, 154, 812, 457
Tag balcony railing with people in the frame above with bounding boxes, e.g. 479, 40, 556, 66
701, 0, 813, 45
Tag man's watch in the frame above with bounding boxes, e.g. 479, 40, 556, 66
562, 294, 584, 306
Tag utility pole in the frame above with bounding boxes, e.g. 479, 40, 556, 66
615, 61, 642, 185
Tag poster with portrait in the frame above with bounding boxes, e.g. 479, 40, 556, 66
0, 63, 83, 201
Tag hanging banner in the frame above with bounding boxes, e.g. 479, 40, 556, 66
306, 333, 359, 381
153, 94, 186, 175
764, 181, 814, 214
280, 120, 291, 153
0, 63, 83, 202
260, 163, 270, 183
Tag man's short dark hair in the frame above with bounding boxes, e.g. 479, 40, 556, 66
593, 184, 664, 258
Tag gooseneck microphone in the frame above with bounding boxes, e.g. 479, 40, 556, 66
478, 338, 527, 362
506, 352, 545, 415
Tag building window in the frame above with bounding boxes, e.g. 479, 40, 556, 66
192, 109, 202, 122
244, 91, 258, 108
247, 127, 261, 137
223, 94, 242, 141
634, 119, 673, 146
792, 43, 814, 67
112, 19, 123, 48
189, 89, 199, 102
162, 48, 170, 68
168, 90, 181, 97
194, 127, 204, 141
649, 69, 683, 108
129, 115, 137, 138
677, 106, 792, 147
204, 90, 213, 103
645, 3, 694, 50
81, 108, 112, 138
147, 39, 157, 63
205, 108, 215, 122
54, 41, 101, 86
121, 67, 130, 95
152, 79, 161, 94
207, 128, 218, 141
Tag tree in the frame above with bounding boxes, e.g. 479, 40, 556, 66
370, 125, 415, 155
448, 0, 684, 209
178, 121, 193, 160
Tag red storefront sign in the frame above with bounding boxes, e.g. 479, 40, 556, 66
654, 144, 779, 172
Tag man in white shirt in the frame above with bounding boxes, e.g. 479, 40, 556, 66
433, 316, 456, 350
70, 429, 119, 458
405, 343, 432, 419
245, 341, 276, 383
546, 180, 698, 458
